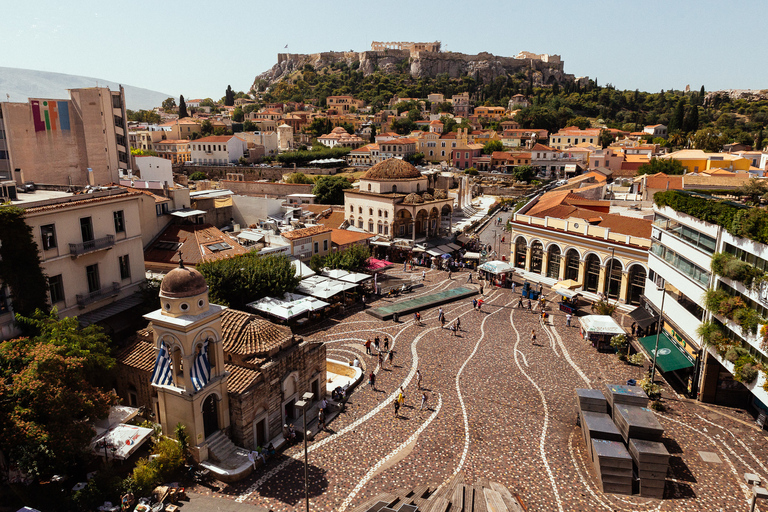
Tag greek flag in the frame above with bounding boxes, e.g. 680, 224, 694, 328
151, 342, 174, 386
190, 339, 211, 392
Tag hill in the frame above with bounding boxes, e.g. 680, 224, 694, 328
0, 67, 172, 111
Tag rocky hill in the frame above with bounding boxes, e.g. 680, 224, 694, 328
253, 47, 585, 93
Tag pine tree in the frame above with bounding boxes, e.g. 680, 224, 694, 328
670, 99, 685, 132
370, 124, 377, 143
756, 129, 764, 151
700, 85, 705, 97
178, 95, 188, 119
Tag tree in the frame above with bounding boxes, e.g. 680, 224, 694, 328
162, 97, 176, 111
636, 158, 686, 176
511, 165, 536, 182
224, 85, 235, 106
285, 172, 314, 184
370, 124, 377, 143
197, 253, 300, 310
739, 178, 768, 204
682, 105, 699, 133
312, 175, 353, 204
322, 244, 371, 272
0, 312, 117, 479
189, 171, 207, 181
569, 116, 591, 130
200, 120, 213, 135
755, 129, 764, 151
482, 140, 503, 155
178, 95, 188, 118
437, 101, 453, 114
692, 128, 728, 152
232, 107, 244, 122
599, 129, 614, 149
0, 206, 49, 319
670, 99, 685, 132
131, 148, 158, 157
243, 120, 256, 131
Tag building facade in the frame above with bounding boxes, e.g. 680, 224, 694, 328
190, 135, 247, 165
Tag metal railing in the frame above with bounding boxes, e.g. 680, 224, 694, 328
76, 282, 120, 308
69, 234, 115, 257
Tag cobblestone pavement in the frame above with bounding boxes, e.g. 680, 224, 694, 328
190, 268, 768, 512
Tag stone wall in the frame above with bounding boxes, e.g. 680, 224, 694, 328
222, 180, 313, 198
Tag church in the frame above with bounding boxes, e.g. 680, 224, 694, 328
115, 261, 326, 463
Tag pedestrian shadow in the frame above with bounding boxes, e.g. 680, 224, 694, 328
396, 415, 410, 420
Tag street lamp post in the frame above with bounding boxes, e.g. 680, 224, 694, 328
650, 280, 666, 383
296, 391, 315, 512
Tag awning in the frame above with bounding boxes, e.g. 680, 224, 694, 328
290, 258, 315, 278
411, 246, 426, 252
478, 260, 514, 274
370, 241, 391, 247
91, 424, 153, 460
463, 252, 481, 260
170, 209, 206, 218
248, 293, 329, 320
638, 332, 695, 373
426, 248, 443, 256
447, 243, 461, 251
629, 306, 658, 329
579, 315, 625, 335
366, 258, 394, 271
237, 231, 265, 243
554, 279, 582, 290
437, 245, 454, 254
556, 288, 581, 299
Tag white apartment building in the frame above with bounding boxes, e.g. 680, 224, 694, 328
190, 135, 247, 165
645, 191, 768, 415
0, 188, 146, 340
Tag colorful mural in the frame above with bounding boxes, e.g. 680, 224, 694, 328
31, 100, 70, 133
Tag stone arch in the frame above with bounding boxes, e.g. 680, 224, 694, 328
201, 392, 221, 438
544, 241, 563, 253
563, 246, 583, 260
546, 244, 562, 279
514, 237, 528, 268
441, 204, 452, 216
584, 253, 602, 293
415, 209, 429, 237
604, 257, 623, 299
396, 209, 413, 237
530, 240, 544, 274
281, 371, 300, 422
627, 264, 647, 306
582, 251, 603, 266
564, 248, 580, 281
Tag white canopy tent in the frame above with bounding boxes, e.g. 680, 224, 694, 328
462, 252, 481, 260
91, 424, 153, 460
579, 315, 625, 335
321, 269, 372, 284
248, 293, 328, 320
290, 257, 316, 278
478, 260, 515, 274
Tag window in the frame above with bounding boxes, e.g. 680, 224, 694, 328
368, 221, 374, 231
384, 225, 389, 235
369, 208, 373, 215
156, 203, 169, 216
323, 240, 328, 251
358, 207, 362, 214
384, 211, 388, 218
350, 205, 354, 212
119, 255, 131, 280
48, 274, 64, 304
314, 242, 319, 253
650, 242, 710, 286
113, 210, 125, 233
207, 242, 232, 252
86, 264, 100, 293
41, 224, 57, 250
80, 217, 94, 242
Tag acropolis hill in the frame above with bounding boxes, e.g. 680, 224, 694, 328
253, 41, 584, 91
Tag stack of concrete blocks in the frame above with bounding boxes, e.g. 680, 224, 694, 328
629, 439, 670, 498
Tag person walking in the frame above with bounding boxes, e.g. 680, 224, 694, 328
420, 392, 428, 411
404, 262, 407, 272
394, 399, 400, 418
388, 350, 395, 367
517, 296, 524, 308
527, 299, 533, 312
440, 315, 446, 329
365, 339, 372, 355
467, 272, 473, 283
479, 283, 484, 295
451, 321, 458, 336
422, 270, 426, 282
477, 298, 484, 311
438, 307, 444, 322
566, 313, 572, 327
361, 295, 366, 309
456, 317, 461, 331
369, 370, 376, 391
416, 369, 422, 390
383, 336, 389, 351
531, 329, 537, 345
415, 312, 422, 325
512, 281, 516, 293
398, 386, 405, 407
472, 298, 478, 310
378, 351, 384, 367
448, 269, 452, 280
318, 409, 325, 431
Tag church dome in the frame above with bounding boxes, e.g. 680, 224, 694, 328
160, 265, 208, 298
361, 158, 421, 180
422, 192, 435, 201
403, 193, 424, 204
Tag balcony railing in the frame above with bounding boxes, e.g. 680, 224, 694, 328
69, 235, 115, 258
76, 282, 120, 308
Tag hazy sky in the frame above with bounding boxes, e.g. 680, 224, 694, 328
5, 0, 766, 100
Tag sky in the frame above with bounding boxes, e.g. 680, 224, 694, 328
4, 0, 767, 101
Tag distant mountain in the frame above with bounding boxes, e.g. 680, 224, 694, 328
0, 67, 172, 111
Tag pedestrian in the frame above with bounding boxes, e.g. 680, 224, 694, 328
416, 369, 422, 390
517, 297, 524, 308
420, 392, 428, 410
365, 339, 372, 355
369, 370, 376, 390
389, 350, 395, 366
480, 283, 484, 295
472, 298, 478, 310
438, 307, 444, 322
394, 399, 400, 418
404, 262, 407, 272
531, 329, 537, 345
409, 262, 413, 271
378, 351, 384, 367
456, 317, 461, 331
321, 397, 327, 412
374, 337, 381, 353
383, 336, 389, 351
398, 386, 405, 407
318, 409, 325, 431
415, 312, 421, 325
477, 299, 484, 311
361, 295, 366, 309
566, 313, 572, 327
527, 299, 532, 312
448, 269, 452, 280
441, 316, 446, 329
451, 321, 458, 336
467, 272, 473, 283
353, 357, 360, 368
512, 281, 516, 293
539, 284, 543, 294
422, 270, 426, 281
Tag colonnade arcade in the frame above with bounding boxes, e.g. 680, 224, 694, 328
393, 204, 453, 241
511, 236, 647, 305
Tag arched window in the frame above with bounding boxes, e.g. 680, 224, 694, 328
514, 238, 527, 268
584, 254, 601, 293
627, 266, 647, 305
565, 249, 580, 281
172, 346, 183, 377
392, 185, 397, 193
358, 206, 362, 214
384, 211, 388, 218
603, 258, 623, 299
349, 205, 353, 212
358, 217, 363, 228
368, 221, 374, 232
369, 208, 373, 215
530, 241, 544, 273
378, 209, 382, 217
368, 184, 372, 191
547, 245, 561, 279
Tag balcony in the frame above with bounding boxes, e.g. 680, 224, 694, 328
76, 282, 120, 308
69, 235, 115, 258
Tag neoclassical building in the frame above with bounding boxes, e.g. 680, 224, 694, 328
343, 158, 453, 242
115, 262, 326, 463
509, 191, 652, 304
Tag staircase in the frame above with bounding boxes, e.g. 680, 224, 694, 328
462, 204, 479, 217
205, 431, 251, 471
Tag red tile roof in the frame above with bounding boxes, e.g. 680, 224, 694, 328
145, 224, 248, 267
193, 135, 239, 143
23, 190, 143, 214
281, 225, 332, 240
330, 229, 374, 246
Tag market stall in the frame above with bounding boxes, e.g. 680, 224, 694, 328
579, 315, 626, 352
478, 260, 515, 287
556, 288, 582, 314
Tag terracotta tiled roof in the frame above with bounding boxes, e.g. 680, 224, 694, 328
220, 309, 292, 356
531, 143, 556, 152
644, 173, 684, 190
526, 190, 610, 217
281, 225, 332, 241
315, 211, 346, 229
145, 224, 248, 267
330, 228, 374, 246
361, 158, 421, 180
193, 135, 238, 143
116, 335, 155, 372
122, 187, 170, 203
225, 363, 261, 394
23, 190, 143, 214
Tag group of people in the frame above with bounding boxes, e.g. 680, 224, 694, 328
249, 443, 276, 468
393, 384, 430, 418
364, 335, 390, 355
437, 307, 461, 335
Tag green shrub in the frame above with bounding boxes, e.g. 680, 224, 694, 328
189, 171, 207, 181
611, 334, 628, 355
638, 377, 662, 399
629, 353, 646, 366
649, 400, 665, 412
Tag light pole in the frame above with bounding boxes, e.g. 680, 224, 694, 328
296, 391, 315, 512
650, 279, 666, 383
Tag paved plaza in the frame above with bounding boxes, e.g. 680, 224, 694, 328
188, 265, 768, 512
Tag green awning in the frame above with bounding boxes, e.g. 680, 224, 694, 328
638, 332, 695, 373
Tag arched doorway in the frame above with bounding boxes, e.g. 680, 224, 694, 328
627, 265, 647, 305
564, 249, 580, 281
202, 394, 219, 438
530, 241, 544, 274
415, 210, 428, 237
396, 210, 413, 237
603, 258, 623, 300
546, 245, 561, 279
514, 238, 527, 268
584, 254, 601, 293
